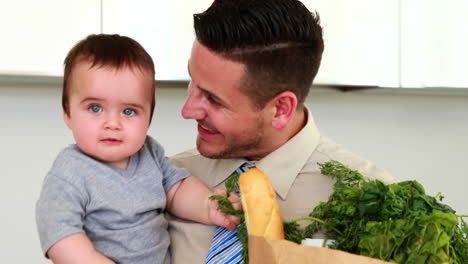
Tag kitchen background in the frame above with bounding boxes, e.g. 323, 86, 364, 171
1, 0, 467, 263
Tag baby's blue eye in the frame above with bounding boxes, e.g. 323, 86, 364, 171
88, 104, 102, 113
123, 108, 136, 116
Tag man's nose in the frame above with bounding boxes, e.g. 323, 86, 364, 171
181, 87, 206, 120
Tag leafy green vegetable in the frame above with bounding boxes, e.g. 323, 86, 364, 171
283, 220, 306, 244
300, 160, 468, 264
237, 222, 249, 263
209, 194, 243, 218
224, 172, 240, 194
209, 171, 250, 262
284, 216, 343, 244
209, 193, 249, 262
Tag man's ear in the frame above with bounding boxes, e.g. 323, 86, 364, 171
270, 91, 297, 130
63, 111, 72, 129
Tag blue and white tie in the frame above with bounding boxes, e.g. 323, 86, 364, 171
205, 164, 254, 264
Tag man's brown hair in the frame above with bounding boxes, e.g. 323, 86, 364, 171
194, 0, 324, 109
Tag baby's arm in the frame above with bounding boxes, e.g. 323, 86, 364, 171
166, 176, 241, 230
48, 233, 115, 264
36, 171, 115, 263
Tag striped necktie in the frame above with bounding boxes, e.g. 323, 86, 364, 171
205, 163, 254, 264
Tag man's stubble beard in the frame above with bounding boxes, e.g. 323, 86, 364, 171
197, 118, 265, 159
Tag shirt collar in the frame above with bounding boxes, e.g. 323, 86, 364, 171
211, 158, 249, 187
257, 108, 320, 200
210, 107, 321, 200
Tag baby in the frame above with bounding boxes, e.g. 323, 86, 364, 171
36, 34, 240, 264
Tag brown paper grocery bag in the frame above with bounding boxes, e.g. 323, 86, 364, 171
248, 236, 391, 264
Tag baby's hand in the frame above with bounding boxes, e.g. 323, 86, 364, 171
208, 188, 242, 230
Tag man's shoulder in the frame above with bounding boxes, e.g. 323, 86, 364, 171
171, 148, 200, 160
314, 136, 397, 183
170, 148, 207, 168
170, 149, 235, 186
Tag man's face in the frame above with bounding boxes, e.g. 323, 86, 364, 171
181, 40, 274, 160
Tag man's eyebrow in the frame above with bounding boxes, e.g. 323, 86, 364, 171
199, 86, 228, 106
187, 61, 229, 108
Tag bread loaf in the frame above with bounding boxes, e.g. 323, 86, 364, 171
238, 168, 284, 240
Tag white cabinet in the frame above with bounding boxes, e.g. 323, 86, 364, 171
102, 0, 213, 81
1, 0, 466, 88
307, 1, 399, 87
0, 0, 100, 76
400, 0, 468, 88
101, 0, 400, 86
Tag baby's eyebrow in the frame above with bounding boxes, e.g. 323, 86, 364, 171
124, 103, 145, 111
80, 97, 102, 104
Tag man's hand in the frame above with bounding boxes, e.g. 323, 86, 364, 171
208, 188, 242, 230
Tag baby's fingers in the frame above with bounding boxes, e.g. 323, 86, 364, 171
228, 192, 242, 211
213, 188, 227, 197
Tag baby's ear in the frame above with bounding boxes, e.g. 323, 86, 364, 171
63, 112, 72, 129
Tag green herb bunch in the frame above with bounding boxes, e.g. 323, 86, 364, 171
299, 160, 468, 264
209, 172, 250, 263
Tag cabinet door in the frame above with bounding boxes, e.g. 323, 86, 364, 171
308, 0, 399, 87
102, 0, 214, 81
102, 0, 399, 86
400, 0, 468, 88
0, 0, 100, 76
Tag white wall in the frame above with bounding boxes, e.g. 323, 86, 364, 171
1, 83, 467, 263
4, 0, 468, 88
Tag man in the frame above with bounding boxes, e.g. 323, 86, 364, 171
168, 0, 396, 263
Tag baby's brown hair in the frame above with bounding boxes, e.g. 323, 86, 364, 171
62, 34, 156, 122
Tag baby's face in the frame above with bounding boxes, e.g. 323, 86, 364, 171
64, 61, 153, 168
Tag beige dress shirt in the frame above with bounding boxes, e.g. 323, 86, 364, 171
168, 108, 396, 264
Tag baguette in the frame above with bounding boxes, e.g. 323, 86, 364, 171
238, 168, 285, 240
